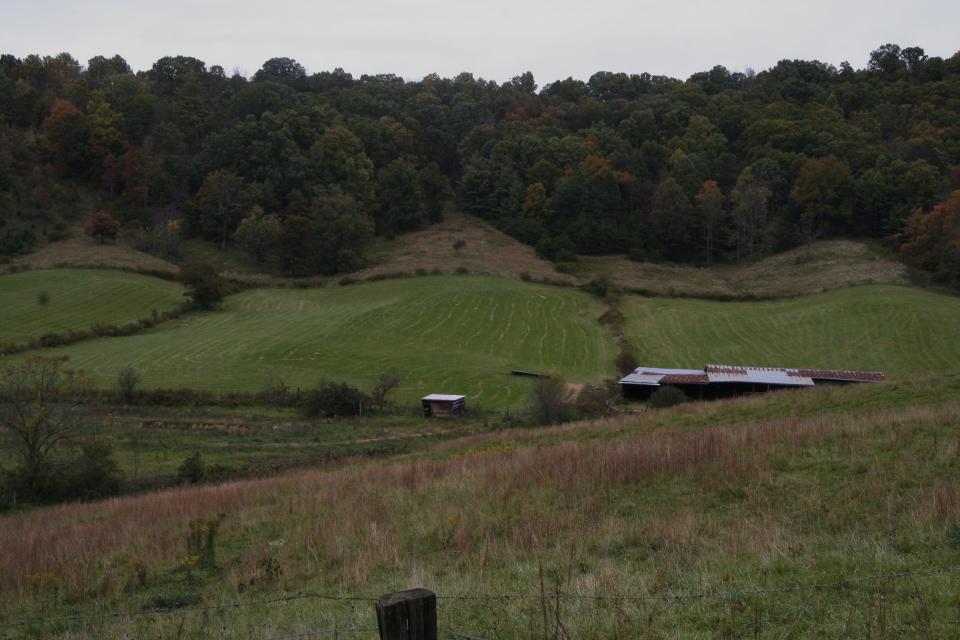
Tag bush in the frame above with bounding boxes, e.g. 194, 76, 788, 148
649, 385, 687, 409
179, 262, 224, 309
628, 245, 647, 262
116, 364, 140, 403
302, 382, 369, 418
5, 444, 124, 504
455, 266, 469, 274
553, 261, 580, 275
259, 379, 293, 407
177, 453, 206, 484
615, 351, 638, 377
575, 381, 619, 415
37, 291, 50, 306
529, 376, 572, 426
519, 271, 531, 281
536, 235, 578, 263
583, 277, 612, 298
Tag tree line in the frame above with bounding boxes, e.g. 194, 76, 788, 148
1, 45, 959, 276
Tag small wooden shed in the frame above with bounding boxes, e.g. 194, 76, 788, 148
421, 394, 466, 418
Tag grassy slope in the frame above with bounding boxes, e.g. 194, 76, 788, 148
583, 239, 908, 298
32, 276, 614, 408
3, 375, 960, 638
0, 269, 184, 344
352, 211, 567, 281
623, 284, 960, 374
11, 236, 178, 273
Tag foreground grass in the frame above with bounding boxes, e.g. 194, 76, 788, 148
624, 284, 960, 374
0, 269, 184, 344
2, 376, 960, 638
30, 276, 614, 408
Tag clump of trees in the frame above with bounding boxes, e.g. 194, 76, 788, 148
0, 44, 957, 282
301, 382, 369, 418
0, 357, 122, 505
899, 190, 960, 285
179, 261, 224, 309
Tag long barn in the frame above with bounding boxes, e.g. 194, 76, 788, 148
619, 364, 884, 400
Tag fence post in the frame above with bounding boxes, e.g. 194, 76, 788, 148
376, 588, 437, 640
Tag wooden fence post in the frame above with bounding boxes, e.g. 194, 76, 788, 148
376, 588, 437, 640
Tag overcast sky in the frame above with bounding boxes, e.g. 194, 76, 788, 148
3, 0, 958, 85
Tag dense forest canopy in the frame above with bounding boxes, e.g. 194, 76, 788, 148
1, 45, 959, 277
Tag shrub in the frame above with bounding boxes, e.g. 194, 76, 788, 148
338, 276, 358, 286
649, 385, 687, 409
575, 381, 619, 415
583, 277, 612, 298
186, 514, 225, 569
37, 291, 49, 306
116, 364, 140, 404
529, 376, 572, 426
554, 261, 580, 275
179, 262, 224, 309
519, 271, 531, 281
302, 382, 369, 418
453, 238, 466, 253
628, 245, 647, 262
177, 453, 206, 484
370, 369, 401, 410
259, 379, 293, 407
455, 266, 469, 274
615, 351, 638, 377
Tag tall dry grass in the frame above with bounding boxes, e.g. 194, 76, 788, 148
1, 402, 958, 611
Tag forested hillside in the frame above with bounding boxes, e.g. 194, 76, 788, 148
1, 45, 959, 278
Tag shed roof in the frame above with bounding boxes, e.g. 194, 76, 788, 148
421, 394, 465, 402
620, 364, 882, 388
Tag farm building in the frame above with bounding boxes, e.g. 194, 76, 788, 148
619, 364, 884, 400
421, 394, 466, 417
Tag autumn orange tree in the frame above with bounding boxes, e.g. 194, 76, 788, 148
899, 190, 960, 284
41, 98, 89, 172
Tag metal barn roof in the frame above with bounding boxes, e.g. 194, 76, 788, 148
421, 394, 465, 401
620, 364, 883, 388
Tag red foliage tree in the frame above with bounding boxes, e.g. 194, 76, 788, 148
83, 211, 120, 244
899, 190, 960, 282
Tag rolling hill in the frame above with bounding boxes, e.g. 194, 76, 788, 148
622, 284, 960, 374
0, 268, 184, 345
25, 275, 614, 408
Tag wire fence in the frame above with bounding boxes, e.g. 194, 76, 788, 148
2, 564, 957, 635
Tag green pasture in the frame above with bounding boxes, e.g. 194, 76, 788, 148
0, 268, 184, 344
623, 284, 960, 374
30, 276, 615, 408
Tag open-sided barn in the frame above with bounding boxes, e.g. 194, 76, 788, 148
619, 364, 884, 400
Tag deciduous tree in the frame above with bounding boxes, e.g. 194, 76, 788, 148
83, 210, 120, 243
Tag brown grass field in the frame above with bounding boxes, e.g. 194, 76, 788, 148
582, 239, 909, 299
11, 236, 178, 274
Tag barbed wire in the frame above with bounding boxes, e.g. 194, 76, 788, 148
2, 565, 957, 631
0, 591, 376, 631
435, 565, 960, 603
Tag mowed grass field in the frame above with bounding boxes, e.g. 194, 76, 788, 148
32, 276, 614, 408
624, 284, 960, 373
0, 268, 184, 344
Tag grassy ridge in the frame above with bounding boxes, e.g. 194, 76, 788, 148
32, 276, 614, 408
624, 284, 960, 374
0, 269, 184, 344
